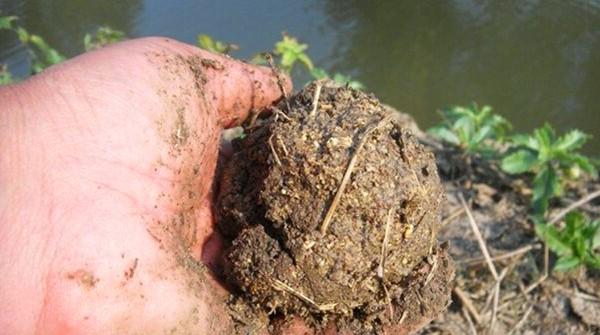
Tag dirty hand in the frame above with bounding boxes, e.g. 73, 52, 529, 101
0, 37, 302, 334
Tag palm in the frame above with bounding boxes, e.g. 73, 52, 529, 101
0, 38, 288, 334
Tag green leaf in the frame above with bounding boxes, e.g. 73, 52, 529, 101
279, 52, 296, 70
28, 34, 65, 69
428, 126, 460, 145
510, 133, 538, 150
471, 125, 493, 147
570, 154, 598, 178
197, 34, 215, 50
501, 150, 538, 174
296, 53, 314, 70
0, 64, 13, 85
84, 26, 125, 51
593, 220, 600, 250
587, 256, 600, 269
332, 73, 365, 90
0, 15, 17, 30
310, 67, 329, 79
534, 124, 555, 152
554, 256, 581, 272
15, 27, 29, 42
83, 33, 92, 50
273, 34, 313, 73
532, 165, 559, 214
454, 116, 474, 143
555, 129, 589, 152
565, 211, 584, 233
248, 53, 267, 65
197, 34, 236, 54
536, 222, 572, 256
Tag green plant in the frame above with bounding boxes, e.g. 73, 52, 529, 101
244, 33, 365, 90
0, 64, 13, 85
84, 26, 125, 51
535, 212, 600, 271
197, 34, 238, 54
310, 67, 365, 90
0, 13, 65, 74
16, 27, 65, 73
0, 13, 16, 30
428, 104, 512, 155
273, 34, 313, 73
501, 124, 597, 215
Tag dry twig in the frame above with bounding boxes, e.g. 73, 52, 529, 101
507, 304, 534, 335
441, 207, 466, 226
459, 243, 541, 266
549, 189, 600, 225
459, 193, 498, 280
377, 206, 395, 279
272, 279, 337, 311
424, 254, 439, 287
489, 267, 509, 335
264, 53, 291, 113
309, 82, 323, 117
268, 134, 282, 166
462, 306, 478, 335
320, 114, 393, 235
454, 286, 482, 324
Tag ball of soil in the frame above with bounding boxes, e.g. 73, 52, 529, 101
218, 80, 454, 333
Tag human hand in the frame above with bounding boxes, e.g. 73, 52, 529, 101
0, 37, 295, 334
0, 37, 445, 335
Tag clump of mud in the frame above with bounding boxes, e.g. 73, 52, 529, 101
217, 80, 454, 334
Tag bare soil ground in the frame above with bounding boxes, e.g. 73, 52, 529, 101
412, 119, 600, 335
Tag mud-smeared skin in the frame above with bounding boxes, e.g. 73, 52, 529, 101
218, 81, 454, 334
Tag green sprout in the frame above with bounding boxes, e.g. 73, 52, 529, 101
84, 26, 125, 51
16, 27, 65, 73
428, 104, 512, 155
197, 34, 238, 55
273, 34, 313, 73
501, 124, 597, 215
0, 13, 65, 74
310, 67, 365, 90
536, 212, 600, 271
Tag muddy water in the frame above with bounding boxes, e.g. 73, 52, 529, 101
1, 0, 599, 152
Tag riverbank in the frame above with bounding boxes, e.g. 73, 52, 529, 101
399, 110, 600, 335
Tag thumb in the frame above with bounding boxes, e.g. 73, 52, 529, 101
163, 39, 293, 128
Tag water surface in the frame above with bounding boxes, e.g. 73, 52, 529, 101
1, 0, 599, 152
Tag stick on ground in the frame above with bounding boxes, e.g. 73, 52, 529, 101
454, 286, 482, 325
459, 193, 499, 280
459, 243, 540, 266
549, 189, 600, 225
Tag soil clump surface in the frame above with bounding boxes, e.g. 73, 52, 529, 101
217, 80, 455, 334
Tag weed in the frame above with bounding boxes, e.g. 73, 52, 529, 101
84, 26, 125, 51
535, 212, 600, 271
273, 34, 313, 73
501, 124, 597, 215
428, 104, 511, 156
0, 12, 65, 74
310, 67, 365, 90
197, 34, 238, 55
